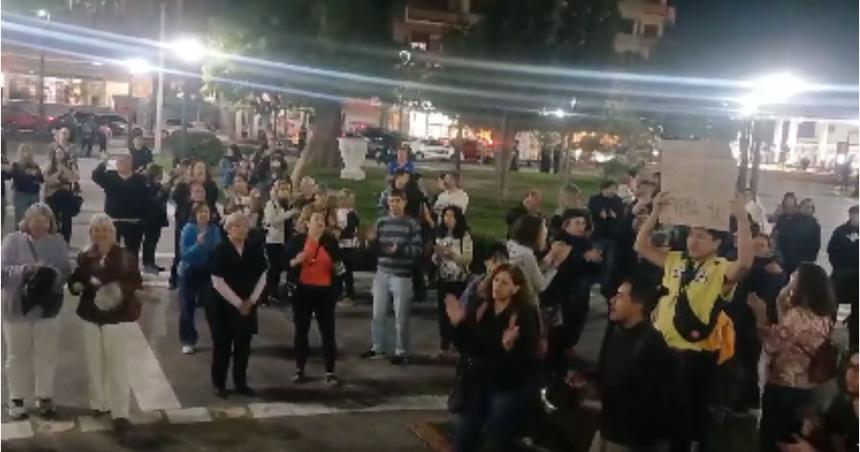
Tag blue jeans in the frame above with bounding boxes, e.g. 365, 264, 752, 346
178, 270, 210, 346
13, 191, 39, 225
454, 385, 533, 452
371, 270, 413, 356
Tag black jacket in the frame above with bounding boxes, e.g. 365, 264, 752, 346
776, 213, 821, 270
336, 210, 360, 241
145, 179, 170, 228
130, 147, 153, 172
598, 321, 682, 448
10, 162, 43, 194
540, 234, 599, 307
92, 163, 150, 220
587, 194, 625, 241
727, 256, 785, 326
171, 180, 220, 226
827, 222, 859, 274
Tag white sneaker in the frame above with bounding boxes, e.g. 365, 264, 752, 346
181, 345, 195, 355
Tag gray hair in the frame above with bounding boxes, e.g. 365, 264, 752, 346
18, 202, 58, 234
87, 213, 117, 247
223, 211, 250, 229
300, 176, 317, 190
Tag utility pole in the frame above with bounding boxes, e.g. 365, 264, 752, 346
153, 1, 166, 155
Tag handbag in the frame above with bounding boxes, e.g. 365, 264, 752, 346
21, 239, 63, 318
448, 356, 475, 413
672, 257, 726, 342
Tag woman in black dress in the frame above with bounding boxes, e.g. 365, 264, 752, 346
208, 212, 268, 398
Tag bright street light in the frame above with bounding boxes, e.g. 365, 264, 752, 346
124, 58, 151, 74
171, 37, 206, 63
740, 72, 810, 116
35, 9, 49, 19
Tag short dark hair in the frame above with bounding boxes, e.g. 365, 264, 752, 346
622, 272, 667, 315
511, 215, 545, 249
627, 169, 638, 178
562, 208, 592, 231
485, 241, 509, 262
792, 262, 836, 317
850, 205, 859, 215
753, 232, 772, 246
600, 180, 617, 190
388, 188, 406, 200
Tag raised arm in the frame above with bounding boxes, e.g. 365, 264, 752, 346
634, 191, 670, 268
725, 194, 754, 284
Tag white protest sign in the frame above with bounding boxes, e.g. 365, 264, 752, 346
659, 140, 738, 231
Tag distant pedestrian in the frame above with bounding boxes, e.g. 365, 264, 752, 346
362, 189, 423, 365
284, 210, 344, 386
178, 202, 221, 354
43, 145, 81, 243
141, 164, 169, 274
334, 189, 360, 304
386, 145, 415, 176
218, 145, 241, 188
208, 212, 268, 398
432, 205, 473, 356
588, 180, 625, 297
548, 182, 583, 241
505, 190, 543, 238
262, 180, 298, 304
293, 176, 318, 211
224, 174, 263, 240
433, 172, 470, 216
169, 160, 219, 289
828, 205, 859, 345
775, 198, 821, 275
92, 154, 150, 256
68, 214, 143, 438
129, 135, 152, 173
10, 144, 43, 225
2, 204, 71, 419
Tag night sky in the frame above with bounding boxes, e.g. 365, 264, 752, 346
653, 0, 859, 85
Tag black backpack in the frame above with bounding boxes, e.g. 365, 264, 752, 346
672, 256, 726, 343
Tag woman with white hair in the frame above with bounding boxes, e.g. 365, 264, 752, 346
1, 203, 70, 419
68, 214, 142, 436
208, 212, 268, 398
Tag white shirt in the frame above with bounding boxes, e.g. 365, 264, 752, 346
747, 199, 771, 234
433, 188, 470, 215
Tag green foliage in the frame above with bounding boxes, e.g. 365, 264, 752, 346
165, 131, 226, 168
600, 158, 638, 181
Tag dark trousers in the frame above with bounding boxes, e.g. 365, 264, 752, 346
292, 284, 337, 373
265, 243, 284, 302
115, 221, 143, 256
206, 300, 254, 389
178, 271, 208, 346
341, 247, 357, 299
595, 239, 617, 298
436, 280, 467, 351
731, 324, 762, 411
56, 210, 73, 243
759, 384, 812, 452
671, 350, 717, 452
454, 385, 533, 452
142, 224, 163, 267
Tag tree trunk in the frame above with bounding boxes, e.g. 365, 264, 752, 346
496, 112, 518, 203
750, 123, 763, 197
290, 100, 341, 186
736, 121, 752, 192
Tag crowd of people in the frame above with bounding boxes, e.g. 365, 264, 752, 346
1, 135, 857, 452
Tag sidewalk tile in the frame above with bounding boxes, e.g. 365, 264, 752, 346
33, 419, 75, 434
248, 402, 295, 419
129, 410, 164, 425
287, 403, 336, 416
77, 415, 112, 433
165, 407, 212, 424
209, 406, 248, 419
2, 421, 34, 440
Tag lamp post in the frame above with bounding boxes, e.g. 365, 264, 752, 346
124, 58, 151, 147
35, 9, 50, 126
170, 37, 206, 155
738, 73, 809, 195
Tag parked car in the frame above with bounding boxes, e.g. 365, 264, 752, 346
96, 114, 129, 136
1, 102, 66, 133
407, 139, 455, 161
362, 127, 403, 163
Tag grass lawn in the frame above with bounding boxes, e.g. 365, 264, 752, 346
307, 165, 603, 239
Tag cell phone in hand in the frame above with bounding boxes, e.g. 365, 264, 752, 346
107, 159, 117, 171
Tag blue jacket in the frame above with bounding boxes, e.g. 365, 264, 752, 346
179, 222, 221, 274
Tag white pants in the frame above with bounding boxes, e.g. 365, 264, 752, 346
3, 318, 61, 401
83, 322, 131, 419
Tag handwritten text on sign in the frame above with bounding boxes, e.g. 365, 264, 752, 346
659, 141, 738, 231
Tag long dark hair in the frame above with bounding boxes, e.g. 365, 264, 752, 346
511, 215, 545, 250
437, 205, 469, 239
792, 262, 836, 317
481, 263, 534, 309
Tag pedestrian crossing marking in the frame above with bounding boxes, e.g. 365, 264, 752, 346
123, 324, 182, 412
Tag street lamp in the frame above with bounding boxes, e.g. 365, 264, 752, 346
34, 9, 50, 125
123, 58, 151, 145
171, 37, 206, 63
738, 72, 810, 193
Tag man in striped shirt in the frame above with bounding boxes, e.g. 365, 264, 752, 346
361, 189, 424, 365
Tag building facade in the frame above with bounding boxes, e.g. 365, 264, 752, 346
614, 0, 676, 59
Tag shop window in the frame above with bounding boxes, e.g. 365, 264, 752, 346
642, 24, 659, 37
619, 18, 635, 34
797, 121, 816, 139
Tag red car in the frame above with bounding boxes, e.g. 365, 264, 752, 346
2, 103, 42, 131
